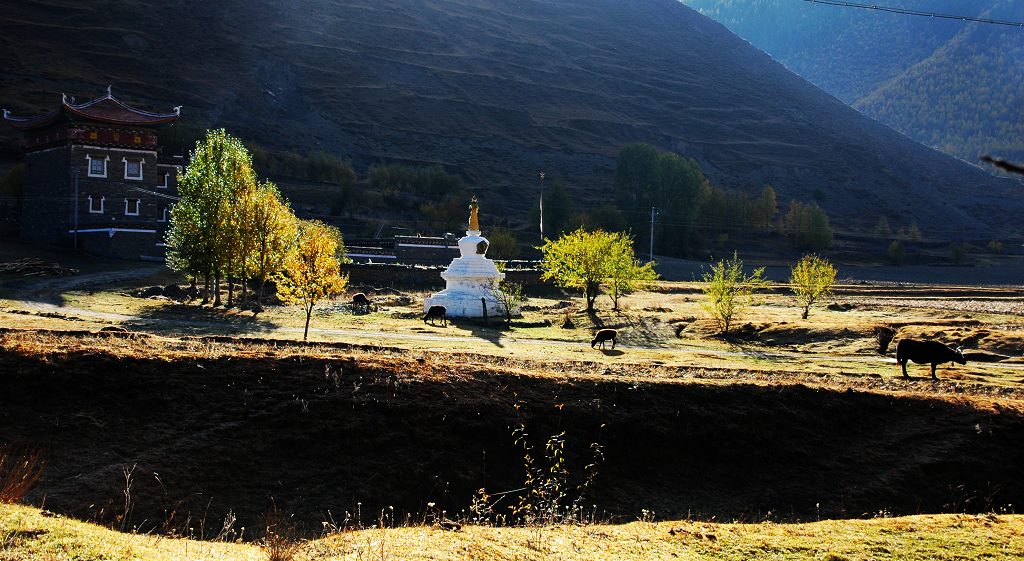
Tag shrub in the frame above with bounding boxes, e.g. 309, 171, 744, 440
0, 164, 24, 196
0, 443, 45, 504
783, 200, 833, 250
987, 240, 1004, 254
487, 227, 521, 260
907, 221, 922, 241
369, 163, 463, 198
949, 243, 967, 266
887, 240, 906, 266
875, 216, 892, 237
262, 506, 302, 561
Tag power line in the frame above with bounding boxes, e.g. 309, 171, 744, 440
802, 0, 1024, 27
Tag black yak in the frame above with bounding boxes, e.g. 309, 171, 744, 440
352, 292, 372, 313
591, 329, 618, 349
895, 339, 966, 379
423, 305, 447, 326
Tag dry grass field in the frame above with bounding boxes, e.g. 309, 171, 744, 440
3, 502, 1024, 561
2, 253, 1024, 560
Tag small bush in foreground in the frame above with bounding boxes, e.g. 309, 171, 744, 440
0, 443, 45, 504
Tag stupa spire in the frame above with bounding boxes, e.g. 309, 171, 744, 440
468, 195, 480, 232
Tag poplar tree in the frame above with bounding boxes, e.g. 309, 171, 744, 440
247, 182, 298, 307
166, 129, 256, 304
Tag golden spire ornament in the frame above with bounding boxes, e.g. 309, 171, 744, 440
468, 195, 480, 232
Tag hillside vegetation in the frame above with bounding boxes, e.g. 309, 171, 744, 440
682, 0, 1024, 164
0, 0, 1021, 237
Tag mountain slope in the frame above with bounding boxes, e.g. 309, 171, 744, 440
682, 0, 1024, 165
0, 0, 1021, 237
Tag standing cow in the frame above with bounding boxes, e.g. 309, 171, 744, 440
591, 329, 618, 349
423, 305, 448, 327
895, 339, 966, 379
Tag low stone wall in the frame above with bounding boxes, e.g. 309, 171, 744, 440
345, 263, 543, 288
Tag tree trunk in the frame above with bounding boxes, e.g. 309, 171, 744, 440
801, 306, 809, 320
202, 273, 211, 304
257, 278, 266, 306
227, 275, 234, 308
303, 305, 313, 341
214, 274, 222, 307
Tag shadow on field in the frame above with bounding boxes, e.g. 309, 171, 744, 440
2, 339, 1023, 539
452, 318, 506, 347
122, 303, 279, 335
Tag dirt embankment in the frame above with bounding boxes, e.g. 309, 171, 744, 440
1, 333, 1023, 537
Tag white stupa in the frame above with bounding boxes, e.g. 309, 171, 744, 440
424, 196, 512, 318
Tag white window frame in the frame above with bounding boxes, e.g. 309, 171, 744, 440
158, 206, 168, 222
123, 157, 144, 181
158, 170, 170, 189
88, 195, 105, 214
124, 198, 141, 217
86, 154, 109, 178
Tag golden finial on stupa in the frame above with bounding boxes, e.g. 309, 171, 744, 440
468, 195, 480, 232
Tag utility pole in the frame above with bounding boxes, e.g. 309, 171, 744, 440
649, 206, 658, 262
72, 169, 80, 250
538, 171, 546, 242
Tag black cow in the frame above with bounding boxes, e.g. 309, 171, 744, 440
895, 339, 966, 379
591, 329, 618, 349
351, 292, 372, 313
423, 305, 447, 327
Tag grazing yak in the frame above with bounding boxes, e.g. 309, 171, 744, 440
351, 292, 372, 313
895, 339, 966, 379
423, 305, 448, 327
591, 329, 618, 349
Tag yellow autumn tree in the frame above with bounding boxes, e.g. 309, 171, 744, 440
789, 253, 837, 320
247, 181, 298, 308
278, 220, 348, 341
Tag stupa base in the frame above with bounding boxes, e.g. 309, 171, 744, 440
424, 291, 506, 318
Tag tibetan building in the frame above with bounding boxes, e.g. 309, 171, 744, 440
2, 88, 182, 260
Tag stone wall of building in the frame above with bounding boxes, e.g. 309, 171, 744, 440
21, 146, 72, 244
78, 229, 165, 261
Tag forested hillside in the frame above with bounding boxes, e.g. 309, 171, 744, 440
682, 0, 1024, 164
1, 0, 1021, 239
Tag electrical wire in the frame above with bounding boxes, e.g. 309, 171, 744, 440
802, 0, 1024, 27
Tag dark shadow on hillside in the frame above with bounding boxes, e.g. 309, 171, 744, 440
122, 303, 279, 335
598, 349, 624, 357
3, 345, 1023, 539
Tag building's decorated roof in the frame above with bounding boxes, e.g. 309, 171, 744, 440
2, 87, 180, 130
